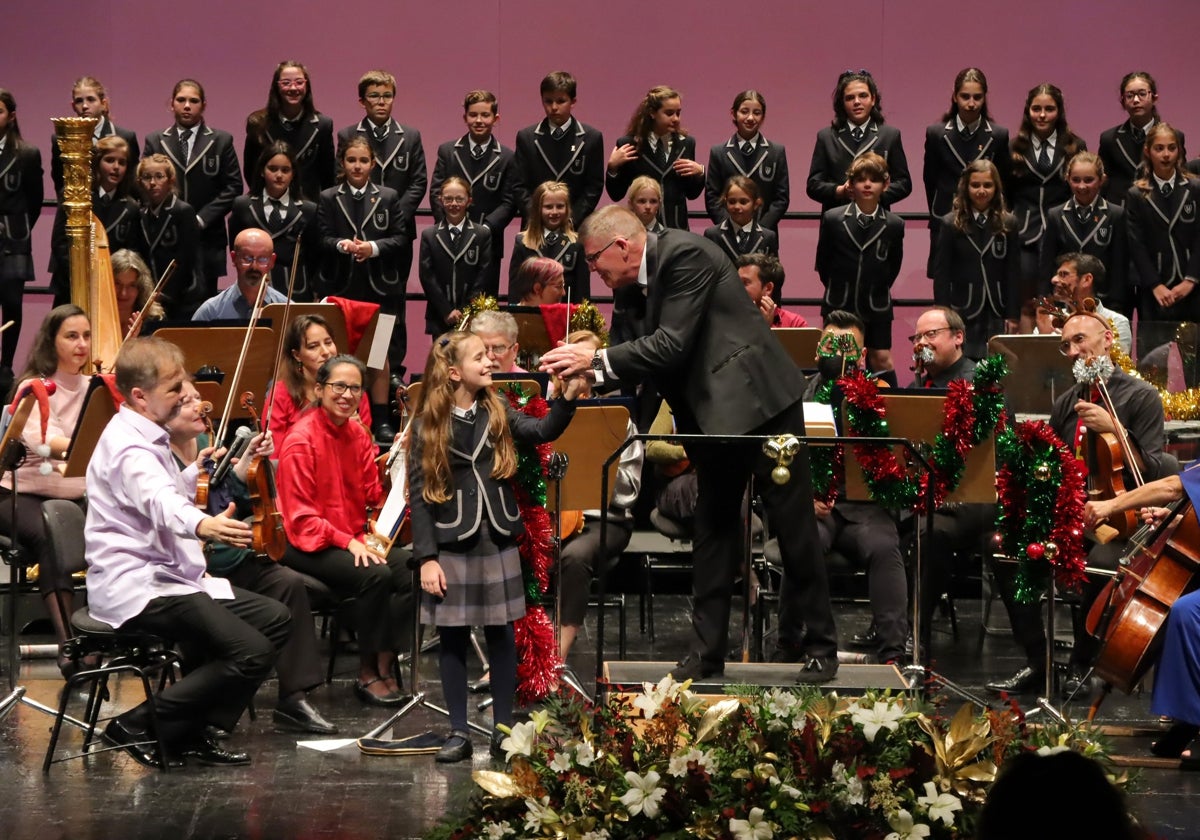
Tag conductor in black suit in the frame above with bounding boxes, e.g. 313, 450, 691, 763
540, 206, 839, 682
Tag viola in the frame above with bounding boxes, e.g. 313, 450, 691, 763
239, 391, 288, 562
195, 400, 215, 509
1085, 430, 1144, 542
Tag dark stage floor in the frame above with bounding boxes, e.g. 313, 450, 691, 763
3, 591, 1200, 840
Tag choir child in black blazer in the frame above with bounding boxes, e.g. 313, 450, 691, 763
429, 90, 516, 298
807, 71, 911, 213
419, 176, 492, 336
1041, 152, 1128, 313
0, 88, 42, 385
143, 79, 243, 303
1125, 123, 1200, 332
508, 180, 589, 302
513, 71, 604, 231
50, 76, 139, 197
133, 154, 200, 320
626, 176, 668, 234
705, 90, 789, 230
929, 160, 1019, 359
243, 61, 335, 204
228, 141, 320, 301
1099, 72, 1182, 206
922, 68, 1010, 275
815, 152, 904, 381
606, 85, 704, 231
336, 70, 427, 295
703, 176, 779, 267
317, 137, 408, 433
50, 135, 142, 306
409, 331, 580, 762
1007, 83, 1087, 317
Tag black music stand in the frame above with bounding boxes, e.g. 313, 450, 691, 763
987, 334, 1073, 416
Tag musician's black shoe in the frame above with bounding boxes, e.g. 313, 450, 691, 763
669, 653, 724, 682
490, 729, 507, 761
795, 655, 839, 684
849, 627, 878, 649
103, 718, 184, 769
985, 666, 1045, 694
1151, 722, 1200, 759
273, 696, 338, 735
179, 734, 251, 767
435, 730, 474, 763
373, 421, 396, 446
1061, 667, 1093, 699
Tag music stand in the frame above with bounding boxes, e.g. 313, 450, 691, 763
772, 328, 823, 369
261, 302, 384, 370
987, 335, 1073, 416
151, 327, 276, 424
62, 378, 120, 478
507, 307, 555, 358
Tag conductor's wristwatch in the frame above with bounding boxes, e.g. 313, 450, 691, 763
591, 352, 604, 373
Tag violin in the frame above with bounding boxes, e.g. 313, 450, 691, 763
239, 391, 288, 562
195, 400, 215, 508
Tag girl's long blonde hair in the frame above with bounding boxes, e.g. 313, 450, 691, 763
411, 331, 516, 504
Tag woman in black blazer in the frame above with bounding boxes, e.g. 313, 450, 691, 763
229, 141, 319, 301
243, 61, 335, 204
806, 71, 911, 212
0, 88, 43, 383
605, 86, 704, 231
705, 90, 789, 230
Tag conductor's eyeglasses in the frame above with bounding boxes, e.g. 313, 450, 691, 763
324, 381, 363, 396
584, 238, 618, 264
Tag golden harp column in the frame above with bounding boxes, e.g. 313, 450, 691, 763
52, 117, 98, 315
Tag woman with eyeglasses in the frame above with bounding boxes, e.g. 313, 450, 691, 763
133, 153, 199, 319
276, 353, 411, 706
243, 61, 335, 202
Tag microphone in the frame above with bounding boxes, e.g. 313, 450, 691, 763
211, 426, 253, 485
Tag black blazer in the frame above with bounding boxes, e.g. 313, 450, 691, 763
0, 143, 44, 261
815, 204, 905, 318
407, 397, 576, 560
429, 135, 517, 254
1099, 122, 1186, 205
243, 111, 336, 201
316, 182, 408, 300
136, 194, 200, 317
50, 117, 139, 196
606, 133, 703, 230
144, 123, 243, 279
49, 189, 142, 301
227, 194, 320, 300
806, 123, 912, 212
922, 119, 1010, 219
513, 118, 604, 227
1007, 138, 1084, 248
605, 231, 803, 436
930, 212, 1019, 320
1125, 178, 1200, 289
337, 119, 427, 240
1041, 198, 1128, 304
418, 220, 492, 335
705, 134, 789, 229
702, 220, 778, 265
509, 234, 590, 302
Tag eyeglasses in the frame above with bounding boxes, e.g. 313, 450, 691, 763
584, 238, 618, 264
278, 80, 306, 89
483, 343, 512, 357
440, 195, 468, 205
323, 381, 363, 396
139, 172, 169, 182
1123, 90, 1153, 101
907, 327, 951, 344
364, 92, 395, 102
236, 255, 272, 268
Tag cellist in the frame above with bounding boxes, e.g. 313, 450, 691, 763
987, 310, 1179, 697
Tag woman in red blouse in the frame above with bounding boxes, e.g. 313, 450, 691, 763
276, 353, 409, 705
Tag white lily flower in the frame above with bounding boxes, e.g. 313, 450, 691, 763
529, 708, 552, 732
483, 820, 514, 839
850, 699, 906, 742
501, 720, 537, 760
550, 750, 572, 773
580, 830, 611, 840
667, 747, 716, 777
917, 781, 962, 827
1036, 744, 1071, 756
620, 769, 666, 818
767, 775, 802, 800
632, 676, 682, 720
574, 739, 596, 767
884, 809, 931, 840
523, 797, 558, 834
765, 689, 798, 717
729, 807, 775, 840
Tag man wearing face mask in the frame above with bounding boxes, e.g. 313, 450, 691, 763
804, 310, 908, 664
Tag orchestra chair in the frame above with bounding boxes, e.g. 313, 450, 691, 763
292, 572, 354, 684
41, 500, 181, 773
638, 510, 694, 643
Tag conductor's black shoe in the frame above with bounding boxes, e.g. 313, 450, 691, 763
179, 735, 251, 767
669, 653, 724, 682
985, 666, 1044, 694
849, 628, 878, 649
435, 730, 474, 763
795, 655, 839, 684
274, 696, 338, 735
103, 718, 183, 769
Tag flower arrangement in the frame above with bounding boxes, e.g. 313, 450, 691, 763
426, 679, 1119, 840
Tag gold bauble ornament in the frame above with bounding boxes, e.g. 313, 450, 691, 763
771, 465, 791, 485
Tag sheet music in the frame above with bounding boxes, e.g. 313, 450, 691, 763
367, 314, 395, 370
375, 449, 407, 539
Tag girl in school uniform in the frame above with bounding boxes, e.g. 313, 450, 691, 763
806, 70, 911, 212
929, 160, 1019, 359
0, 89, 43, 387
1041, 152, 1128, 311
508, 180, 589, 302
922, 67, 1010, 275
133, 154, 199, 320
705, 90, 789, 230
1007, 83, 1087, 310
626, 175, 667, 234
703, 175, 778, 265
418, 176, 492, 336
408, 330, 580, 762
243, 61, 335, 203
1099, 72, 1178, 206
1125, 123, 1200, 337
605, 85, 704, 231
229, 140, 319, 300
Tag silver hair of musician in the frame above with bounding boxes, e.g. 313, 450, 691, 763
469, 310, 518, 343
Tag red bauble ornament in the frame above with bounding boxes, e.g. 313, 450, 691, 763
1026, 542, 1045, 560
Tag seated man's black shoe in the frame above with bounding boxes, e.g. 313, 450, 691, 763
103, 718, 184, 769
985, 666, 1045, 694
373, 422, 396, 446
795, 655, 839, 684
850, 627, 878, 649
669, 653, 724, 681
435, 730, 474, 763
274, 696, 338, 735
179, 734, 251, 767
1061, 667, 1094, 699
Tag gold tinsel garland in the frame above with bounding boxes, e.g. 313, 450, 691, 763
456, 294, 609, 346
1105, 322, 1200, 421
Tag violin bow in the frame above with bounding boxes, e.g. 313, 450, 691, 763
214, 264, 275, 446
123, 260, 176, 344
260, 241, 301, 435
